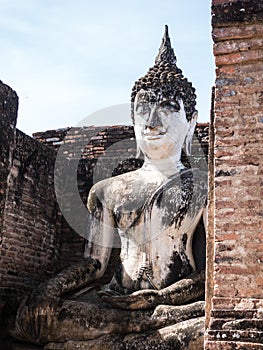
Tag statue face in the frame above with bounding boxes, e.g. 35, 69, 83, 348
133, 90, 189, 160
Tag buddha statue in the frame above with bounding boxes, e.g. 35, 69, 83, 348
5, 26, 207, 349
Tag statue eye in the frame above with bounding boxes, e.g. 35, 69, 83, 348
170, 101, 180, 111
159, 101, 180, 113
168, 105, 177, 112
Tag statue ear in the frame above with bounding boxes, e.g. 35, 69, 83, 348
185, 111, 198, 156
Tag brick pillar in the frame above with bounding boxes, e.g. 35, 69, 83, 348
205, 1, 263, 349
0, 81, 18, 236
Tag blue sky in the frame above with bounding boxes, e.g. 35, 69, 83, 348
0, 0, 215, 136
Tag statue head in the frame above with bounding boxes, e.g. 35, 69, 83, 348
131, 26, 198, 159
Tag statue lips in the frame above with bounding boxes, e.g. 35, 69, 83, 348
143, 127, 167, 140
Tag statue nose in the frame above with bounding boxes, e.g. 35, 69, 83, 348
147, 107, 162, 128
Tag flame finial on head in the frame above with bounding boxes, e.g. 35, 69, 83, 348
155, 25, 177, 65
131, 25, 197, 123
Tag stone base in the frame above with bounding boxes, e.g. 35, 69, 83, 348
44, 317, 204, 350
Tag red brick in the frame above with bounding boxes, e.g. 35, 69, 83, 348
217, 38, 262, 55
213, 24, 263, 42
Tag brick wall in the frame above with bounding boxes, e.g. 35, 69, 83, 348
0, 82, 17, 239
0, 130, 63, 298
205, 1, 263, 348
0, 80, 67, 300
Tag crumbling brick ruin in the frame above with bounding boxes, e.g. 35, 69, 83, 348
0, 0, 262, 348
205, 0, 263, 349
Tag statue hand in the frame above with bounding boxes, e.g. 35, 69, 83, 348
100, 289, 161, 310
18, 288, 58, 342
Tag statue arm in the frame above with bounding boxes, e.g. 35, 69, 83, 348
25, 257, 103, 307
26, 187, 116, 307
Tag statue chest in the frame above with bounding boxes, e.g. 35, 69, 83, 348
115, 209, 203, 292
111, 169, 207, 292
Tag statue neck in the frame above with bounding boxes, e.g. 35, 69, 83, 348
142, 152, 185, 178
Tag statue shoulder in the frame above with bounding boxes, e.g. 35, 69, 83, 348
87, 177, 111, 213
87, 170, 141, 213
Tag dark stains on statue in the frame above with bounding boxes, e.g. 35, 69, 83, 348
165, 250, 193, 287
182, 233, 188, 249
153, 169, 206, 229
111, 263, 137, 295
